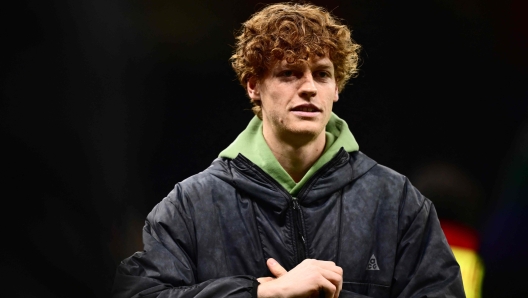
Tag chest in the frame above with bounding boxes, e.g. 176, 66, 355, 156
190, 189, 399, 296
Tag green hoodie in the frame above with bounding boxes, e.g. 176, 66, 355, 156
219, 113, 359, 196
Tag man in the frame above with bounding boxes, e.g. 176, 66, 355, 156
112, 3, 464, 297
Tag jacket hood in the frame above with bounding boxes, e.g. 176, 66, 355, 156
218, 113, 359, 196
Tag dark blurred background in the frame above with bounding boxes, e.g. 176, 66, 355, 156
1, 0, 527, 297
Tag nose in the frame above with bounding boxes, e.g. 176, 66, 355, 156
298, 73, 317, 98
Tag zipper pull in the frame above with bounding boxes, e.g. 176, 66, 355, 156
292, 197, 299, 209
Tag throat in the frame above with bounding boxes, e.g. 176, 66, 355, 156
264, 132, 327, 183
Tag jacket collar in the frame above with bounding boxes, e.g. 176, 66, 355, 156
210, 150, 377, 210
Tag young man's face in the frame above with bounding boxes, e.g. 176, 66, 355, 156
248, 54, 339, 143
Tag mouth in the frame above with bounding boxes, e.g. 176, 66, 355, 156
290, 104, 321, 118
290, 104, 321, 113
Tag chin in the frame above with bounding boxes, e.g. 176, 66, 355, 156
286, 124, 323, 138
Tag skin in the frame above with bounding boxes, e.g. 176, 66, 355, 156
247, 54, 339, 182
257, 258, 343, 298
247, 54, 343, 297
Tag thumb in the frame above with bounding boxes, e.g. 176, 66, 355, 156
267, 258, 288, 277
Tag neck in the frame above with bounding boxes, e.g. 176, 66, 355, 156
263, 127, 326, 183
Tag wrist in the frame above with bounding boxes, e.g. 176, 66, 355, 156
257, 280, 281, 298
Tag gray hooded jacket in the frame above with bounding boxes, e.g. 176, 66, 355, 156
112, 150, 464, 297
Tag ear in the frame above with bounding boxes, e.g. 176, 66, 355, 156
247, 76, 260, 101
334, 84, 339, 102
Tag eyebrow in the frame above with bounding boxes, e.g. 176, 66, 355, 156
312, 63, 333, 70
277, 60, 334, 71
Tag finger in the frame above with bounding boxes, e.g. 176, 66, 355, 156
312, 260, 343, 275
267, 258, 288, 278
335, 270, 343, 298
320, 268, 342, 283
318, 268, 343, 294
334, 278, 342, 298
317, 277, 337, 298
313, 268, 342, 298
310, 261, 342, 298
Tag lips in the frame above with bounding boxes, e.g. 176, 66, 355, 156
290, 104, 321, 113
290, 104, 321, 118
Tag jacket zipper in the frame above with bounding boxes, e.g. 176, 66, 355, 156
290, 150, 347, 264
233, 150, 349, 266
292, 197, 307, 264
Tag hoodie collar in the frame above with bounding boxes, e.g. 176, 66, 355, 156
218, 113, 359, 196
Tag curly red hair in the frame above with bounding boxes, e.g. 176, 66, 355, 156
230, 2, 361, 118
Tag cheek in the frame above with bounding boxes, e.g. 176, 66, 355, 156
264, 92, 283, 108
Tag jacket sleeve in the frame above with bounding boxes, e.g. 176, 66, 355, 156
389, 179, 465, 298
111, 186, 259, 298
339, 179, 465, 298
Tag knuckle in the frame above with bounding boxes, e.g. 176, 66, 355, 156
327, 284, 337, 296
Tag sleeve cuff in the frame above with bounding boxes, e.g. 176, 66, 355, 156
252, 278, 260, 298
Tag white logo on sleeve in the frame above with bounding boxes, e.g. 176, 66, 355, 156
366, 254, 380, 270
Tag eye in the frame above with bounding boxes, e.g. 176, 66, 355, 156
316, 71, 330, 78
281, 70, 294, 77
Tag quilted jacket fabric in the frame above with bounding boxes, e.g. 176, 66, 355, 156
112, 150, 464, 298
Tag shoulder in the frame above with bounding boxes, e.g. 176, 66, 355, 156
349, 151, 430, 216
178, 158, 234, 189
349, 151, 408, 192
147, 158, 236, 220
162, 157, 236, 205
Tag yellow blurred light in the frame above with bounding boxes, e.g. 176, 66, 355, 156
451, 246, 485, 298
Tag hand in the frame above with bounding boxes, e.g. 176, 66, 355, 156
257, 258, 343, 298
